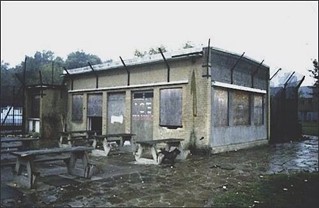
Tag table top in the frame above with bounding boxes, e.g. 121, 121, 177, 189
1, 137, 39, 143
11, 146, 94, 157
93, 133, 136, 139
59, 130, 96, 134
136, 138, 183, 145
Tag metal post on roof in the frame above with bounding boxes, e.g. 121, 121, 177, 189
251, 60, 264, 88
39, 70, 44, 98
88, 62, 99, 88
158, 48, 170, 82
269, 68, 282, 80
202, 38, 211, 78
63, 67, 73, 90
284, 71, 295, 89
119, 56, 130, 86
51, 61, 54, 85
231, 52, 245, 84
296, 76, 305, 89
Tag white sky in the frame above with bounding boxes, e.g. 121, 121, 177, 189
1, 1, 318, 86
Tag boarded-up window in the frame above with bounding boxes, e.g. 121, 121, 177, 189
87, 94, 102, 117
160, 88, 182, 127
213, 88, 228, 126
254, 94, 264, 125
72, 94, 83, 121
232, 90, 250, 125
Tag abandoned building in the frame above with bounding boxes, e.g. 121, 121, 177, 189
60, 46, 269, 153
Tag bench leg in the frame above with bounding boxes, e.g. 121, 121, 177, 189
103, 139, 111, 156
14, 157, 37, 189
151, 146, 159, 164
92, 139, 97, 148
134, 144, 143, 161
67, 151, 92, 178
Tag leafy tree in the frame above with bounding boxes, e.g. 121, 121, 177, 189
134, 45, 167, 57
183, 41, 195, 49
134, 49, 147, 58
308, 59, 318, 98
65, 50, 102, 69
308, 59, 318, 88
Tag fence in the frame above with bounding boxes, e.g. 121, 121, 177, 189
270, 70, 305, 142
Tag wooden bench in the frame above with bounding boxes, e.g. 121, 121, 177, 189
1, 137, 39, 152
58, 130, 96, 147
1, 137, 39, 166
10, 146, 94, 189
134, 138, 189, 165
91, 133, 136, 156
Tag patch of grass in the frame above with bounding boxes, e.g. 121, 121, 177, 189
301, 122, 319, 136
213, 172, 319, 208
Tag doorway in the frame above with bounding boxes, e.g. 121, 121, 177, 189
132, 91, 153, 141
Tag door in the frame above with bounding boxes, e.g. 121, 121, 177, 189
107, 92, 125, 134
87, 94, 102, 134
132, 91, 153, 141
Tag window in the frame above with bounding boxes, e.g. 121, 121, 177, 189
213, 88, 228, 126
254, 94, 264, 125
31, 95, 40, 118
72, 94, 83, 121
232, 90, 250, 125
160, 88, 182, 128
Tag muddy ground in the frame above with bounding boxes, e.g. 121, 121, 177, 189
1, 135, 318, 207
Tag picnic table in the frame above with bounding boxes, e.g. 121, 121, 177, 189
134, 138, 188, 165
91, 133, 136, 156
11, 146, 94, 189
58, 130, 97, 147
1, 137, 39, 154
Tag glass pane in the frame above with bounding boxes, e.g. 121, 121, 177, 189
31, 95, 40, 118
72, 94, 83, 121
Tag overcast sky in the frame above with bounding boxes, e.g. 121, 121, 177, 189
1, 1, 318, 86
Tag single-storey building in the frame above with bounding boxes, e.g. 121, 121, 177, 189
63, 47, 269, 153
